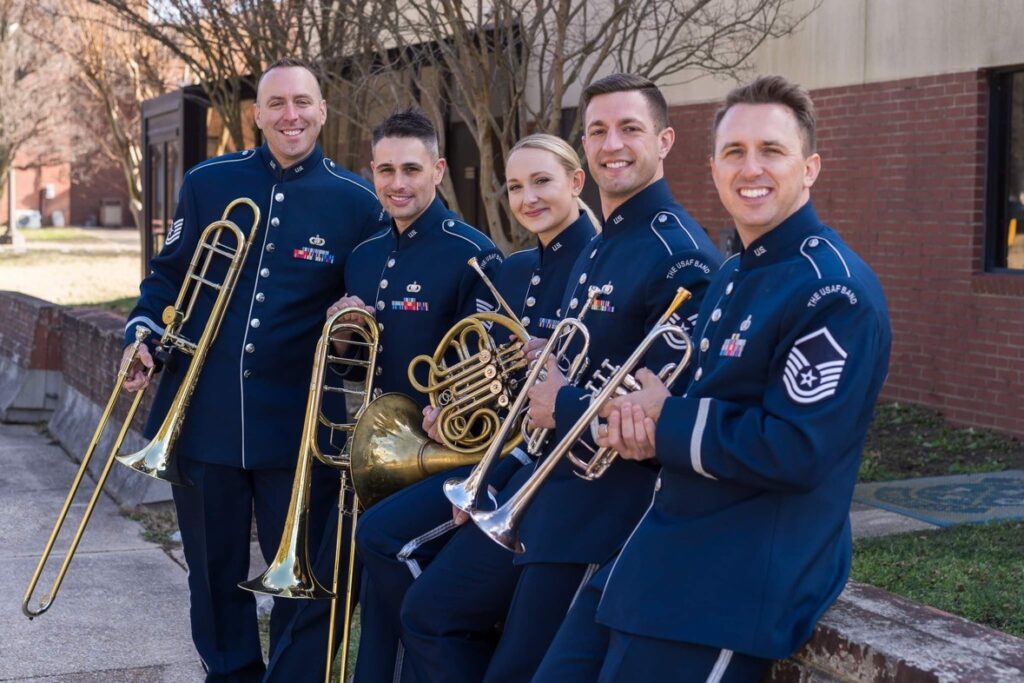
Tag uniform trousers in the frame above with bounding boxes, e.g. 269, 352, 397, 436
533, 564, 773, 683
263, 484, 359, 682
351, 465, 475, 683
400, 465, 591, 683
172, 457, 337, 683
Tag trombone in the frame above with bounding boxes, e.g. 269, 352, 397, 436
22, 198, 261, 618
469, 287, 694, 553
239, 306, 378, 682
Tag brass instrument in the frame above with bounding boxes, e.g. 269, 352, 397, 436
470, 288, 694, 553
117, 198, 263, 484
22, 198, 260, 619
444, 286, 600, 514
239, 307, 377, 682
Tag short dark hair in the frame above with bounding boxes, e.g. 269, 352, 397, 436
582, 73, 669, 131
372, 107, 440, 158
713, 75, 817, 154
257, 57, 320, 96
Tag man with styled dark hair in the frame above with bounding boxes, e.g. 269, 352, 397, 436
263, 106, 503, 683
120, 58, 383, 681
533, 74, 892, 682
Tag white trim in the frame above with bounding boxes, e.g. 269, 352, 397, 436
352, 227, 390, 255
652, 212, 699, 251
397, 519, 459, 577
392, 642, 406, 683
511, 447, 532, 466
720, 253, 740, 269
706, 649, 734, 683
568, 562, 599, 610
508, 246, 538, 258
237, 184, 277, 468
185, 151, 255, 177
442, 220, 487, 251
799, 236, 851, 279
597, 480, 658, 611
125, 315, 165, 336
322, 159, 379, 200
690, 397, 716, 480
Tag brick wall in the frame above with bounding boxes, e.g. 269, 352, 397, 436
0, 292, 61, 371
667, 71, 1024, 438
69, 159, 133, 227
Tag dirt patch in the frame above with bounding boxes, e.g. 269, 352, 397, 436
0, 250, 140, 305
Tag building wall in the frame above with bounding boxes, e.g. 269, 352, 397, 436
2, 155, 132, 228
667, 70, 1024, 438
69, 159, 133, 227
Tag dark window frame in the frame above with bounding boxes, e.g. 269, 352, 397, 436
985, 66, 1024, 274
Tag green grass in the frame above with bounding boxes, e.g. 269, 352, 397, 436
125, 501, 180, 548
852, 521, 1024, 638
259, 605, 361, 681
859, 402, 1024, 482
19, 227, 101, 242
82, 295, 137, 316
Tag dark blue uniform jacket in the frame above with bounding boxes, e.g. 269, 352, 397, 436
344, 195, 502, 405
487, 212, 597, 488
596, 202, 892, 658
517, 179, 722, 565
124, 144, 383, 469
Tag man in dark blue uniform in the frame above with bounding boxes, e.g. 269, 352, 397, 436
120, 58, 383, 682
534, 75, 893, 682
262, 108, 503, 683
399, 74, 721, 683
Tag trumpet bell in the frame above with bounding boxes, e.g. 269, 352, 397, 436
350, 393, 480, 509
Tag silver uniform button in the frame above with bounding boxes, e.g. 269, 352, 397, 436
373, 388, 382, 399
808, 238, 819, 247
387, 258, 396, 268
531, 275, 541, 285
275, 192, 284, 202
700, 338, 709, 352
579, 273, 587, 284
377, 344, 383, 353
590, 249, 597, 259
655, 476, 662, 491
378, 322, 384, 331
694, 367, 703, 381
243, 369, 252, 378
245, 343, 255, 353
270, 217, 280, 227
380, 279, 388, 289
526, 296, 536, 307
260, 267, 270, 278
522, 316, 531, 327
569, 297, 579, 309
711, 309, 721, 321
250, 319, 261, 328
266, 243, 275, 253
725, 282, 734, 295
255, 292, 265, 303
376, 300, 385, 311
659, 214, 668, 223
375, 366, 382, 376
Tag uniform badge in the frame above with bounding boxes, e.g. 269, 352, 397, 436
309, 234, 326, 247
592, 297, 615, 313
783, 327, 848, 404
538, 317, 559, 331
740, 315, 752, 331
720, 333, 746, 358
664, 312, 691, 350
407, 282, 422, 293
293, 246, 335, 263
392, 297, 429, 312
165, 218, 184, 246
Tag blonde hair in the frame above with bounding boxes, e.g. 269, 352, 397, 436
507, 134, 601, 230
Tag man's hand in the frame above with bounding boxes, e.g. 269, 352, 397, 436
526, 356, 566, 430
122, 343, 155, 393
597, 368, 670, 423
422, 405, 442, 442
327, 295, 373, 324
596, 402, 658, 461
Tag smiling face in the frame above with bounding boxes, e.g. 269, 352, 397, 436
582, 90, 674, 216
711, 103, 821, 245
371, 136, 445, 232
505, 147, 584, 246
254, 66, 326, 168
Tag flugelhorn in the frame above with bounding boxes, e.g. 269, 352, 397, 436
239, 307, 377, 681
470, 288, 694, 553
23, 198, 260, 619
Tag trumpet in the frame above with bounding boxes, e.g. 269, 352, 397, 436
23, 198, 261, 618
470, 288, 694, 553
444, 286, 600, 514
239, 307, 377, 681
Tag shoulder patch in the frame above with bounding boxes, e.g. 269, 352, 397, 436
164, 218, 184, 247
799, 236, 852, 280
782, 327, 848, 404
807, 283, 859, 308
665, 256, 712, 279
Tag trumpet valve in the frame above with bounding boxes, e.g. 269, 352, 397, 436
601, 359, 618, 372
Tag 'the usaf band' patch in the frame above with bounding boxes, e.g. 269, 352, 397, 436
783, 327, 848, 404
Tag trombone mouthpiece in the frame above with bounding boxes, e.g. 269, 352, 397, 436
666, 287, 692, 317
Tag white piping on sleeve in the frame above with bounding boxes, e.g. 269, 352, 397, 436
690, 397, 717, 480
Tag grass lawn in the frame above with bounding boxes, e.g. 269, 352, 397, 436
19, 227, 102, 242
860, 402, 1024, 482
852, 521, 1024, 638
83, 295, 138, 316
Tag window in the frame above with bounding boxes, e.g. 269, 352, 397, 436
987, 69, 1024, 271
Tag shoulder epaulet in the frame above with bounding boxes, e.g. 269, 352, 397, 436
352, 226, 391, 253
321, 159, 378, 200
186, 148, 256, 177
799, 235, 852, 280
441, 218, 497, 251
649, 211, 704, 254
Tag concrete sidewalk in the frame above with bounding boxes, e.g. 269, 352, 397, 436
0, 422, 204, 682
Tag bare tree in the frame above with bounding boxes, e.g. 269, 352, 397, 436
365, 0, 816, 251
0, 0, 65, 235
